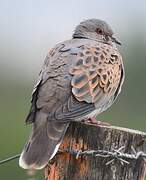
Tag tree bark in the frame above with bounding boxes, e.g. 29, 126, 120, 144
45, 122, 146, 180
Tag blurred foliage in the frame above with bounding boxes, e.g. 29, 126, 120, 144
99, 32, 146, 131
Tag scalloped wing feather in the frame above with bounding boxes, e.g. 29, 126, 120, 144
70, 43, 123, 109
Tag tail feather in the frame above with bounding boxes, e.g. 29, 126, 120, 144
19, 112, 69, 169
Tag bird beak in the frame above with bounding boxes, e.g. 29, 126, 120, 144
111, 36, 122, 45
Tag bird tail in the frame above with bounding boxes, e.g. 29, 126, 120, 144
19, 111, 69, 169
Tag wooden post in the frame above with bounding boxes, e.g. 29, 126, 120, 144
45, 122, 146, 180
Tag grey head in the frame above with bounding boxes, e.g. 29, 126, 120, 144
73, 19, 121, 45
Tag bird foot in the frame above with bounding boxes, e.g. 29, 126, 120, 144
85, 117, 111, 126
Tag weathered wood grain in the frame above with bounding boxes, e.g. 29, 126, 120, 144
45, 122, 146, 180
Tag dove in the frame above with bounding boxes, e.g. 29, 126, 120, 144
19, 19, 124, 169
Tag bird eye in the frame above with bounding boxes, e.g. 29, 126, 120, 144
96, 28, 103, 34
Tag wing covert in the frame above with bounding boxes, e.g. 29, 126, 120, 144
70, 44, 123, 108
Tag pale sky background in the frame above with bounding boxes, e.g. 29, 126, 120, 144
0, 0, 146, 83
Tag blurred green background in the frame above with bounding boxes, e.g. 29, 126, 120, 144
0, 0, 146, 179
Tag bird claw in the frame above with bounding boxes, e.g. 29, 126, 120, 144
85, 118, 111, 126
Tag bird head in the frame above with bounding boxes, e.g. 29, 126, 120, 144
73, 19, 121, 46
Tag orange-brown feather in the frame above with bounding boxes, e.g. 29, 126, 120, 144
70, 43, 123, 104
